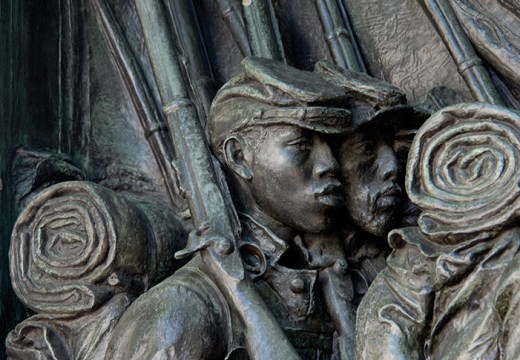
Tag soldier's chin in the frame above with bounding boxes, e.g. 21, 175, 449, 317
363, 212, 397, 237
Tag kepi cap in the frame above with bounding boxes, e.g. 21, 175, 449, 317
209, 57, 353, 151
314, 60, 430, 134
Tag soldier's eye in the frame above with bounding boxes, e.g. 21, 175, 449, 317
287, 137, 312, 150
352, 139, 375, 153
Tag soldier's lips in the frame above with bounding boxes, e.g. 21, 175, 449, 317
375, 186, 402, 210
315, 184, 344, 207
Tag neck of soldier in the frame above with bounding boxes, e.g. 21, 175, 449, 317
240, 201, 297, 243
301, 231, 346, 268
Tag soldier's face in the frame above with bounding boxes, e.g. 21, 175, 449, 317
246, 125, 343, 233
340, 132, 402, 237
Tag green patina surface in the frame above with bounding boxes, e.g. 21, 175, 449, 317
1, 1, 61, 358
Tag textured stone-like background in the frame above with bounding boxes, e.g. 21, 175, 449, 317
344, 0, 471, 103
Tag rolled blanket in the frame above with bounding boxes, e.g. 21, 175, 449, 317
406, 103, 520, 242
10, 181, 187, 315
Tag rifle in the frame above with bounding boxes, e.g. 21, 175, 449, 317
314, 0, 366, 72
216, 0, 252, 57
133, 1, 299, 358
242, 0, 286, 61
420, 0, 504, 105
336, 0, 367, 72
91, 0, 185, 211
163, 0, 215, 128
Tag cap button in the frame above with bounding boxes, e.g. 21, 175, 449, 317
289, 277, 306, 293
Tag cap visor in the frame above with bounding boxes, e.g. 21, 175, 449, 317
353, 105, 430, 134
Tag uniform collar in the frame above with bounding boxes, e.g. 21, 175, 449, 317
239, 212, 289, 267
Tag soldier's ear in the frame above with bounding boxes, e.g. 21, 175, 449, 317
223, 135, 253, 181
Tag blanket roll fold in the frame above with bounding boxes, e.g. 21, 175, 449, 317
406, 103, 520, 242
10, 181, 187, 315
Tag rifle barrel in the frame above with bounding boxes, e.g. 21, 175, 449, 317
216, 0, 252, 56
315, 0, 364, 72
164, 0, 215, 124
337, 0, 367, 72
421, 0, 504, 105
242, 0, 286, 62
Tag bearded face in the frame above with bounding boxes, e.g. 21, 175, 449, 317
340, 132, 402, 237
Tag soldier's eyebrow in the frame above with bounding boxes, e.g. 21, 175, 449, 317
341, 132, 365, 149
266, 125, 304, 139
286, 135, 311, 146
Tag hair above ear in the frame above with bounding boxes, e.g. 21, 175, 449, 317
223, 135, 253, 181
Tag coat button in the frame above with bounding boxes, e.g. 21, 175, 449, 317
289, 278, 306, 293
334, 260, 348, 274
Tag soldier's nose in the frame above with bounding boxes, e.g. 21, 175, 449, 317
313, 138, 340, 178
376, 143, 398, 182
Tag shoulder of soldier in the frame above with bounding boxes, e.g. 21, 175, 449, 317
105, 255, 232, 359
383, 227, 437, 278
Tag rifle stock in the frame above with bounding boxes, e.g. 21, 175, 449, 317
134, 1, 299, 358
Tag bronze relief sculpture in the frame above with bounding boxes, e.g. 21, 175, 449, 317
3, 0, 520, 359
105, 57, 355, 359
356, 103, 520, 360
